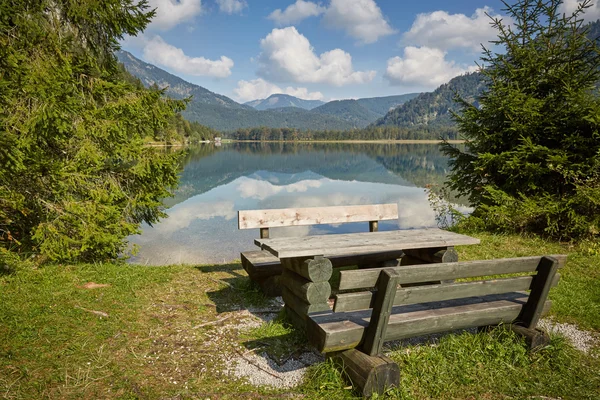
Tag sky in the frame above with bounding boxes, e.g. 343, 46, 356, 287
121, 0, 600, 103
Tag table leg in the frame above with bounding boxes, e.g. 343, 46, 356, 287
280, 256, 333, 331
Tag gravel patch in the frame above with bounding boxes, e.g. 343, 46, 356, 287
538, 319, 598, 353
230, 351, 324, 389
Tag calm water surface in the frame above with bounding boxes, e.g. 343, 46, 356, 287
128, 143, 468, 265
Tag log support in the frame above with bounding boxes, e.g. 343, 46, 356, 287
332, 349, 399, 398
281, 256, 333, 330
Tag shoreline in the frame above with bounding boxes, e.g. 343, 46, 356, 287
227, 139, 465, 144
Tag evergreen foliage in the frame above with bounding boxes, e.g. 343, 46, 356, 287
443, 0, 600, 239
0, 0, 186, 263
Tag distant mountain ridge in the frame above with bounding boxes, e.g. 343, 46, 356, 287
245, 94, 324, 110
116, 50, 418, 131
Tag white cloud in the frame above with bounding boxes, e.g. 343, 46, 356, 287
385, 46, 477, 89
216, 0, 247, 14
142, 36, 234, 78
237, 177, 324, 200
257, 27, 376, 86
403, 7, 507, 51
147, 0, 203, 30
233, 78, 324, 102
323, 0, 396, 44
268, 0, 325, 25
561, 0, 600, 22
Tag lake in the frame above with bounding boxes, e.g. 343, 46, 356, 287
127, 142, 468, 265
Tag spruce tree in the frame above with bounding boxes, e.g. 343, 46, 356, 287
0, 0, 186, 263
443, 0, 600, 239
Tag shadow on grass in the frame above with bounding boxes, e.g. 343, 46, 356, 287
195, 264, 279, 313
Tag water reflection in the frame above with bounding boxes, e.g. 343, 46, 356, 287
128, 143, 468, 265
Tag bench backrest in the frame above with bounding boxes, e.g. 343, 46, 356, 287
309, 255, 565, 355
238, 204, 398, 238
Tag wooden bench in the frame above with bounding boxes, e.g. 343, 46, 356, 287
238, 204, 404, 296
306, 255, 566, 397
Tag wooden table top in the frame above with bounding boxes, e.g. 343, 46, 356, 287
254, 228, 480, 258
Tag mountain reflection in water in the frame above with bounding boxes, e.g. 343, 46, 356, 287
127, 142, 469, 265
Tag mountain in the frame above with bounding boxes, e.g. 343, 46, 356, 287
311, 93, 421, 128
311, 100, 382, 128
116, 50, 247, 110
356, 94, 421, 115
374, 72, 486, 129
116, 50, 353, 131
245, 94, 325, 110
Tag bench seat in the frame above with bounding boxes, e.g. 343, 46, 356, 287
308, 292, 551, 353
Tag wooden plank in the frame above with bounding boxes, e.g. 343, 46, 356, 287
285, 305, 306, 331
255, 229, 481, 258
238, 204, 399, 230
282, 287, 330, 317
281, 256, 333, 282
307, 293, 553, 353
338, 255, 567, 291
332, 349, 399, 397
334, 274, 561, 312
362, 269, 401, 356
517, 256, 560, 329
280, 269, 331, 304
241, 251, 281, 280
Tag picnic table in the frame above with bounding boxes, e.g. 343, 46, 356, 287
253, 227, 481, 329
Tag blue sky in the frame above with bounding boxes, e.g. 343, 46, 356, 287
121, 0, 598, 102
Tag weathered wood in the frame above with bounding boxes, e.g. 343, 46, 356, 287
507, 324, 551, 349
403, 247, 458, 263
338, 255, 567, 291
333, 349, 399, 397
281, 256, 333, 283
369, 221, 378, 232
517, 256, 560, 329
285, 305, 306, 331
255, 228, 481, 258
260, 227, 270, 239
238, 204, 399, 230
308, 293, 552, 353
282, 287, 330, 317
362, 269, 401, 356
280, 269, 331, 304
333, 274, 561, 313
241, 251, 281, 280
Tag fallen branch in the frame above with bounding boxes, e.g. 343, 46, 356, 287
75, 305, 109, 318
192, 314, 232, 329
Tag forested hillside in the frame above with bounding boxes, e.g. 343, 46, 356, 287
245, 94, 324, 110
374, 72, 486, 129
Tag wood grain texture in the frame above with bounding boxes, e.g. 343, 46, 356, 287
241, 251, 281, 280
333, 349, 399, 397
338, 255, 567, 291
280, 269, 331, 304
517, 256, 560, 329
255, 228, 481, 258
307, 293, 552, 353
238, 204, 398, 230
362, 269, 401, 356
281, 256, 333, 282
333, 274, 561, 312
282, 287, 330, 317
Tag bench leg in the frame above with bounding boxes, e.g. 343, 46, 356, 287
332, 349, 400, 397
477, 324, 551, 350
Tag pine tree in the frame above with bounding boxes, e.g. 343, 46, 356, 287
0, 0, 186, 263
442, 0, 600, 239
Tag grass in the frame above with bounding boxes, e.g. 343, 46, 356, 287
1, 231, 599, 399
